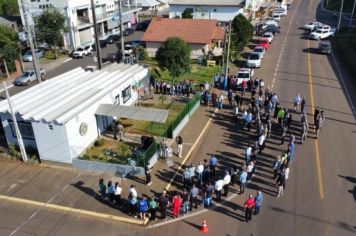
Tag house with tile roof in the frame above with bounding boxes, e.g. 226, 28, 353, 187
142, 17, 225, 59
169, 0, 245, 22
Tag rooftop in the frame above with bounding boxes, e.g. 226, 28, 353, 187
170, 0, 244, 6
142, 17, 225, 44
0, 64, 148, 124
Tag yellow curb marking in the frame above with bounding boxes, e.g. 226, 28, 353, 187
0, 194, 148, 225
165, 108, 219, 191
307, 40, 325, 200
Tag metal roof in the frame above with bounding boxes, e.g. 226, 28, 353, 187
170, 0, 244, 6
0, 63, 148, 124
95, 104, 169, 123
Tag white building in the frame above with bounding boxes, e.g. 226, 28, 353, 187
169, 0, 245, 22
0, 64, 148, 163
18, 0, 142, 50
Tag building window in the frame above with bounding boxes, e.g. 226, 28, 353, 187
48, 124, 53, 130
39, 5, 42, 9
122, 86, 131, 103
214, 9, 217, 12
8, 120, 35, 140
114, 94, 120, 105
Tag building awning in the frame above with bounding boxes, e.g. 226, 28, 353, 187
95, 104, 169, 123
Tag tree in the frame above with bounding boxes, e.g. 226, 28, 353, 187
231, 14, 254, 54
182, 8, 193, 19
155, 37, 191, 81
34, 8, 67, 57
0, 0, 19, 16
0, 25, 20, 73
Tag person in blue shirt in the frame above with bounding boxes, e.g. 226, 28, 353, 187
288, 142, 295, 163
254, 191, 263, 215
209, 155, 218, 177
137, 195, 148, 221
239, 169, 248, 194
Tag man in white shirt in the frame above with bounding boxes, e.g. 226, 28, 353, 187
215, 178, 224, 201
258, 134, 266, 153
223, 170, 231, 197
293, 93, 301, 111
114, 182, 122, 207
245, 144, 252, 165
196, 162, 204, 185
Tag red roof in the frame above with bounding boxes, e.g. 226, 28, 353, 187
142, 18, 225, 44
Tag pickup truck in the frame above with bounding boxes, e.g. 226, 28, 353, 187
309, 28, 336, 40
237, 68, 254, 86
13, 68, 46, 86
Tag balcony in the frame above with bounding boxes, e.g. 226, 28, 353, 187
77, 16, 91, 26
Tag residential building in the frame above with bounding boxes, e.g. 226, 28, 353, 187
0, 63, 148, 163
0, 16, 22, 32
17, 0, 142, 50
169, 0, 245, 22
137, 0, 169, 11
142, 17, 225, 59
244, 0, 266, 19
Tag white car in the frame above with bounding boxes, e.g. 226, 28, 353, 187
309, 28, 336, 40
272, 14, 281, 22
262, 32, 274, 43
237, 68, 254, 85
252, 46, 266, 59
247, 52, 262, 68
265, 20, 279, 27
303, 22, 323, 31
72, 45, 92, 58
313, 24, 331, 32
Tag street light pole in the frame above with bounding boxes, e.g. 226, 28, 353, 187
119, 0, 125, 63
90, 0, 102, 70
337, 0, 345, 31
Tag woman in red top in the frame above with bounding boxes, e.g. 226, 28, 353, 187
172, 193, 182, 218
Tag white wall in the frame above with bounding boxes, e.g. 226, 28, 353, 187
146, 42, 207, 59
169, 5, 243, 22
32, 121, 72, 163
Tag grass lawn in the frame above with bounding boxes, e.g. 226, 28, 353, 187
143, 58, 221, 85
80, 139, 133, 165
332, 32, 356, 89
120, 101, 186, 136
324, 0, 355, 13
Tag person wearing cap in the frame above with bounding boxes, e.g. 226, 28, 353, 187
254, 191, 263, 215
244, 195, 255, 223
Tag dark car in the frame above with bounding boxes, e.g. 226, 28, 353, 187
106, 34, 120, 44
260, 26, 280, 36
92, 39, 108, 50
136, 20, 151, 31
106, 52, 120, 62
318, 40, 331, 54
123, 28, 135, 36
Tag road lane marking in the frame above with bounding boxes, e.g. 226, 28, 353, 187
0, 194, 148, 226
164, 108, 218, 191
307, 40, 325, 200
63, 58, 73, 63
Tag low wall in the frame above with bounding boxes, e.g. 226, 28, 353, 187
172, 101, 200, 139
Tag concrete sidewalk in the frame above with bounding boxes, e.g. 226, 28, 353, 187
0, 105, 215, 225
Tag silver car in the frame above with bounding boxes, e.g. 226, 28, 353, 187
13, 69, 45, 86
23, 49, 44, 62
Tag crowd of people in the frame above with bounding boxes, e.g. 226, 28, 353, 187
97, 77, 326, 223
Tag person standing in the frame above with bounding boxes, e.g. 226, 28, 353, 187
314, 106, 320, 126
145, 166, 152, 186
182, 167, 192, 190
218, 93, 224, 109
107, 180, 115, 203
293, 94, 301, 111
244, 195, 255, 223
112, 120, 118, 140
188, 163, 196, 180
117, 122, 124, 141
245, 144, 252, 165
258, 133, 266, 153
254, 191, 263, 215
196, 161, 204, 185
114, 182, 122, 207
239, 169, 248, 194
223, 170, 231, 197
189, 184, 199, 210
181, 189, 190, 215
176, 136, 183, 158
209, 155, 218, 177
276, 171, 286, 198
149, 196, 158, 221
128, 185, 138, 217
98, 178, 107, 199
172, 193, 182, 218
138, 195, 148, 221
301, 97, 306, 113
205, 181, 214, 208
228, 89, 233, 107
214, 177, 224, 201
159, 190, 169, 220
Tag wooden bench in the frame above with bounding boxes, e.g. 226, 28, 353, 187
207, 60, 216, 67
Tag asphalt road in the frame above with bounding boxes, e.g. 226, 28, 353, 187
1, 0, 356, 235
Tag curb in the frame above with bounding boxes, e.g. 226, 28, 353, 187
0, 84, 14, 93
0, 194, 149, 226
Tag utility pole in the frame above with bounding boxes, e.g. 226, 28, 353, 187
20, 0, 42, 84
2, 80, 28, 163
349, 0, 356, 29
225, 21, 232, 78
337, 0, 345, 31
90, 0, 102, 70
119, 0, 125, 63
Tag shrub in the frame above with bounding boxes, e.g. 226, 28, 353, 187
45, 50, 56, 59
94, 138, 105, 147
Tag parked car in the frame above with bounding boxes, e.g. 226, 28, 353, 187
258, 38, 270, 50
22, 49, 44, 62
252, 46, 266, 59
72, 45, 92, 58
92, 39, 108, 50
237, 68, 254, 86
318, 40, 331, 54
106, 34, 120, 44
309, 28, 336, 40
262, 32, 274, 43
124, 44, 133, 56
124, 28, 135, 36
272, 14, 281, 22
261, 25, 281, 35
136, 20, 151, 31
106, 52, 119, 62
13, 68, 46, 86
247, 52, 262, 68
303, 21, 323, 31
312, 24, 331, 32
264, 20, 279, 27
